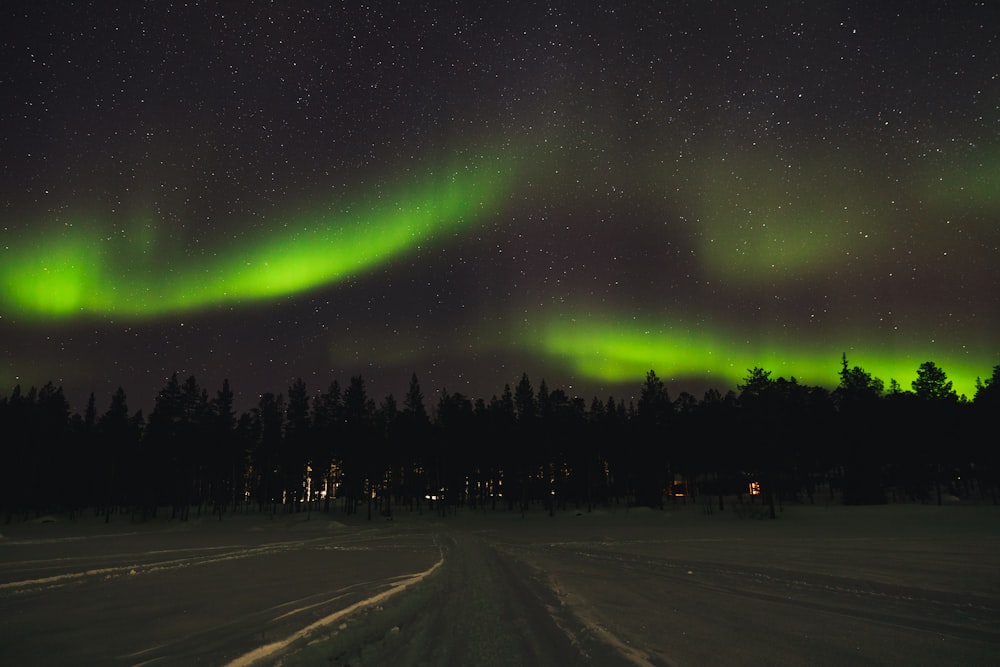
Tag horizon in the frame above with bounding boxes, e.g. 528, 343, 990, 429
2, 353, 988, 417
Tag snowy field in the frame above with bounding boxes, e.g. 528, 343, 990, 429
1, 502, 997, 666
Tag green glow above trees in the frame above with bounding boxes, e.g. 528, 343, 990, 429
536, 317, 987, 398
1, 154, 513, 320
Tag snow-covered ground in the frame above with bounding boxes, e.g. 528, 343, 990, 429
1, 503, 997, 666
0, 511, 441, 666
487, 503, 1000, 666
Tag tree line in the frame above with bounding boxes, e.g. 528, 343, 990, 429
2, 357, 998, 523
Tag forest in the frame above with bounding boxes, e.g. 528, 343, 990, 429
2, 356, 998, 524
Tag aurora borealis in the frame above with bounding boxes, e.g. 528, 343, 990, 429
1, 152, 514, 318
2, 2, 997, 410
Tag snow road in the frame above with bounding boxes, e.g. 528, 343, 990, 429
1, 504, 998, 666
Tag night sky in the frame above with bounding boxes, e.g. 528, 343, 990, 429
2, 2, 998, 413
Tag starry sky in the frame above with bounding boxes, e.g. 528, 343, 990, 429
2, 2, 998, 413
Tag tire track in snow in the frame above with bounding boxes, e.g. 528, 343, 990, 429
223, 547, 445, 667
0, 527, 413, 595
0, 537, 331, 594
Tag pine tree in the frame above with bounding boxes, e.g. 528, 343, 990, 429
912, 361, 956, 402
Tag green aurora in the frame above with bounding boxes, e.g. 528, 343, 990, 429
4, 139, 993, 400
534, 317, 989, 399
1, 154, 514, 320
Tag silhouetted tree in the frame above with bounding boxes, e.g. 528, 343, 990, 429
739, 366, 773, 403
542, 389, 585, 512
696, 388, 741, 510
834, 356, 887, 504
28, 382, 75, 510
738, 367, 780, 517
342, 376, 374, 515
434, 390, 475, 514
910, 362, 963, 504
233, 411, 259, 512
512, 373, 537, 513
399, 373, 430, 511
98, 387, 138, 520
253, 392, 285, 515
178, 376, 210, 518
144, 374, 183, 518
374, 393, 399, 517
835, 354, 884, 407
601, 395, 629, 504
491, 384, 518, 511
802, 385, 836, 503
912, 361, 957, 402
284, 379, 311, 510
5, 354, 999, 520
638, 370, 672, 425
630, 370, 673, 508
311, 381, 343, 512
73, 392, 99, 512
973, 366, 1000, 501
974, 366, 1000, 406
207, 379, 238, 517
2, 386, 26, 521
514, 373, 536, 423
